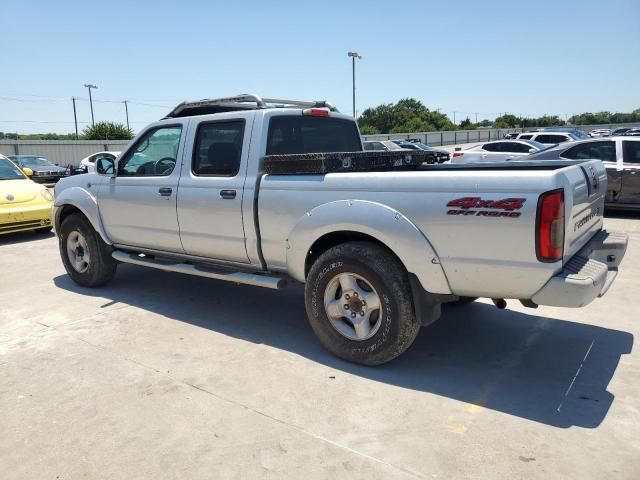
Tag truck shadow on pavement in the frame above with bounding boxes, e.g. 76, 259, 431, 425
54, 265, 633, 429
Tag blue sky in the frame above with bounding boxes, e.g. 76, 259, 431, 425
2, 0, 639, 134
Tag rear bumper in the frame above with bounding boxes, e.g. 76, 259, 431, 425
531, 230, 628, 308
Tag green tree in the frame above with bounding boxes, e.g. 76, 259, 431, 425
493, 114, 519, 128
359, 124, 380, 135
82, 121, 133, 140
357, 98, 454, 134
459, 117, 475, 130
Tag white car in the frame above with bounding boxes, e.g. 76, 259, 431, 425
515, 131, 579, 146
451, 140, 547, 164
589, 129, 611, 138
79, 151, 121, 173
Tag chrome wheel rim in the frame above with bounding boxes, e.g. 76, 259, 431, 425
323, 272, 382, 341
66, 231, 90, 273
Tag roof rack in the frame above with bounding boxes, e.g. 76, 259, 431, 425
164, 93, 339, 118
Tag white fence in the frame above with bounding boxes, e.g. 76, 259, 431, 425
0, 140, 131, 166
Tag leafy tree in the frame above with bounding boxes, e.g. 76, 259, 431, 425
358, 98, 454, 134
493, 114, 520, 128
82, 121, 133, 140
359, 124, 380, 135
459, 117, 475, 130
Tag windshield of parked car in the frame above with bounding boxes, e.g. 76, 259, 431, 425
0, 157, 27, 180
15, 156, 55, 167
523, 140, 547, 150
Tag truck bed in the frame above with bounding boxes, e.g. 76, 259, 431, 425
258, 159, 607, 299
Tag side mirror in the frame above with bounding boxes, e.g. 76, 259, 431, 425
96, 157, 115, 176
22, 167, 34, 177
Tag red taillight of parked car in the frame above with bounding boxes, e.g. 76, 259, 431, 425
452, 152, 464, 158
536, 189, 564, 262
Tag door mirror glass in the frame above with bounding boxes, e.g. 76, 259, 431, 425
22, 167, 34, 176
96, 157, 115, 176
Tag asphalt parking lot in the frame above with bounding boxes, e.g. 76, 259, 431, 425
1, 215, 639, 479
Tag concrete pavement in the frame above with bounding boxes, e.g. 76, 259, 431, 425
1, 215, 639, 479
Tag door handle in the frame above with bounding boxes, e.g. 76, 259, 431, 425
158, 187, 173, 196
220, 189, 237, 199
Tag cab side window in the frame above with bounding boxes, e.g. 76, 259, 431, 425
118, 126, 182, 177
536, 134, 568, 144
562, 141, 615, 162
623, 141, 640, 164
192, 121, 245, 176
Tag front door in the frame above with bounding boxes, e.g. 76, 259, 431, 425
98, 124, 186, 251
621, 140, 640, 204
177, 115, 253, 263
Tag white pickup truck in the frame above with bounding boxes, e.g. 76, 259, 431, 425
53, 94, 628, 365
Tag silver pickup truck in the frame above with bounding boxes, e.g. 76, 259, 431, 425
53, 94, 628, 365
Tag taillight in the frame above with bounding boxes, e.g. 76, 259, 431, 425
452, 152, 464, 158
536, 189, 564, 262
302, 108, 330, 117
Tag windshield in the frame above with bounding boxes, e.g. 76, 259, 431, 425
524, 140, 547, 150
15, 156, 55, 167
0, 158, 27, 180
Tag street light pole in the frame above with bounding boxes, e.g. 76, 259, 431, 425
71, 97, 79, 139
123, 100, 130, 130
84, 84, 98, 126
347, 51, 362, 118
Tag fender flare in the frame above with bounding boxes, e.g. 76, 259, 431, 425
285, 199, 452, 295
53, 187, 111, 244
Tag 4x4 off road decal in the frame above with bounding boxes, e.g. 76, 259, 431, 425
446, 197, 526, 218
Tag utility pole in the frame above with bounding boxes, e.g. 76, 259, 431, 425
84, 84, 98, 126
71, 97, 79, 139
453, 111, 456, 124
123, 100, 130, 129
347, 52, 362, 118
475, 112, 478, 124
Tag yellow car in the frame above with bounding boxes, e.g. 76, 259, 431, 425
0, 154, 54, 235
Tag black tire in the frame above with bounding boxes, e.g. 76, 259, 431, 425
59, 213, 117, 287
305, 241, 420, 365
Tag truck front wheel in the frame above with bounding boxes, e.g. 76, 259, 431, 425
59, 213, 117, 287
305, 241, 421, 365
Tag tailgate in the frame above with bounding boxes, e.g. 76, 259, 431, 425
562, 159, 607, 262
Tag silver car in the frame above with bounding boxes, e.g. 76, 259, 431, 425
451, 140, 547, 164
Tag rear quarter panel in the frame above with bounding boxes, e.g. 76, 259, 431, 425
259, 167, 584, 299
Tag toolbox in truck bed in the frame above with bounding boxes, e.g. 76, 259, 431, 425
263, 150, 435, 175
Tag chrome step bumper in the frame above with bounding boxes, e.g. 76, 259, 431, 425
531, 230, 628, 308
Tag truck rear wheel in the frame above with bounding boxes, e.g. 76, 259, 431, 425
305, 241, 420, 365
59, 213, 117, 287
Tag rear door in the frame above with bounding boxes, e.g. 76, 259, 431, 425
176, 112, 254, 263
620, 140, 640, 204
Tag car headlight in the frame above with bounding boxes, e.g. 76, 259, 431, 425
40, 189, 54, 201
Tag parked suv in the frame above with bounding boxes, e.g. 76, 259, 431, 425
515, 132, 579, 146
